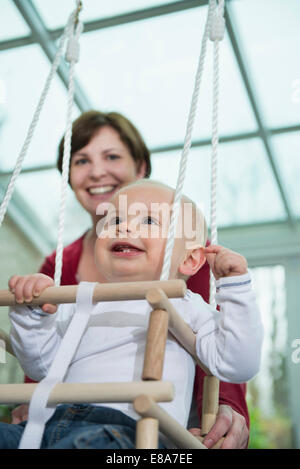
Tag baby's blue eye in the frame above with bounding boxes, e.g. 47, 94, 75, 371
109, 216, 122, 225
142, 216, 159, 225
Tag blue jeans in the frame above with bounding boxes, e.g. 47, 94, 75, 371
0, 404, 163, 449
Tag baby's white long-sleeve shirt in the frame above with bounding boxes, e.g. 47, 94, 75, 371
9, 273, 263, 428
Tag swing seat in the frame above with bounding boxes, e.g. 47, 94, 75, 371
0, 279, 216, 449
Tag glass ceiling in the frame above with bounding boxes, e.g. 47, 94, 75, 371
0, 0, 30, 41
0, 0, 299, 251
33, 0, 182, 29
75, 8, 257, 147
231, 0, 300, 128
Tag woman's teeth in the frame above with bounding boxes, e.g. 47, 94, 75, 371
88, 185, 115, 195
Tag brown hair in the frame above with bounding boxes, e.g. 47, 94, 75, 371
57, 110, 151, 178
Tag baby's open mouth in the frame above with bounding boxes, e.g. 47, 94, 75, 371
110, 242, 145, 254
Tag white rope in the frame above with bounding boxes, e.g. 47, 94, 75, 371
209, 0, 225, 307
0, 11, 77, 228
54, 11, 83, 287
160, 0, 215, 281
160, 0, 225, 310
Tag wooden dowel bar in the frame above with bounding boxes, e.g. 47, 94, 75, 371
133, 394, 206, 449
0, 381, 174, 405
0, 328, 14, 356
201, 376, 220, 436
136, 418, 159, 449
146, 288, 212, 376
0, 280, 186, 307
142, 309, 169, 381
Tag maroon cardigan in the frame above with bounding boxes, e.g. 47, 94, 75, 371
26, 234, 249, 428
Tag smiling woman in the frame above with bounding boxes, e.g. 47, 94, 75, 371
57, 111, 151, 179
69, 126, 145, 223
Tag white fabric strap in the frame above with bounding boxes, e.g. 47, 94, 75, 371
18, 282, 97, 449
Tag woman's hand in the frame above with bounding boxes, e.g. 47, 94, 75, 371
8, 273, 57, 314
189, 405, 249, 449
11, 404, 29, 424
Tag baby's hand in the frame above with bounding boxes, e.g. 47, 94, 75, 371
8, 274, 57, 314
204, 245, 248, 280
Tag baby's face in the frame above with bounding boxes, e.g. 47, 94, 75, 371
95, 184, 187, 283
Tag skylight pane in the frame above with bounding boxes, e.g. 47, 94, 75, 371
76, 7, 256, 149
0, 45, 80, 172
0, 0, 31, 41
33, 0, 182, 30
230, 0, 300, 129
151, 138, 286, 227
272, 132, 300, 217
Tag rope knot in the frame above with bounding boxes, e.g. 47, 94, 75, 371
65, 21, 83, 63
66, 35, 80, 63
209, 12, 225, 41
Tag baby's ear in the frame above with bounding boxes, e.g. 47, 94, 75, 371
178, 246, 206, 277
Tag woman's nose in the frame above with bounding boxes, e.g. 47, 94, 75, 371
89, 161, 107, 179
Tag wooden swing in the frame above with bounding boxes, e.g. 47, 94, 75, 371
0, 280, 221, 449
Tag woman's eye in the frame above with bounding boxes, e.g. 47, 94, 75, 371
73, 157, 88, 166
107, 154, 121, 161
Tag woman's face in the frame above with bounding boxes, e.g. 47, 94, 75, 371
69, 126, 146, 219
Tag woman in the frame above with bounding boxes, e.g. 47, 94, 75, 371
16, 110, 249, 449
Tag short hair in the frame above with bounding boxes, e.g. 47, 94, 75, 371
57, 110, 151, 179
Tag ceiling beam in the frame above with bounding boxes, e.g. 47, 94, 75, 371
0, 35, 32, 51
12, 0, 91, 112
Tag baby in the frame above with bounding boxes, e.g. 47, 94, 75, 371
3, 180, 263, 449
